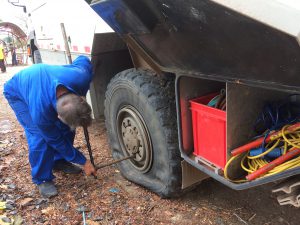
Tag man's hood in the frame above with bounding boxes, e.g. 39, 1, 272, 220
54, 55, 93, 96
72, 55, 92, 75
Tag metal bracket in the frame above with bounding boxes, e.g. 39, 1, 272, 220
272, 175, 300, 207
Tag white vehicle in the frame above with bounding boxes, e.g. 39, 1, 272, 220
26, 0, 112, 64
24, 0, 113, 117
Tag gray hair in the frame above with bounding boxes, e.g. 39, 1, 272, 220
57, 93, 92, 129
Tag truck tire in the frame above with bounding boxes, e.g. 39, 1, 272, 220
104, 68, 182, 198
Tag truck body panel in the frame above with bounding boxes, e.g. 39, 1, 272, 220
91, 0, 300, 92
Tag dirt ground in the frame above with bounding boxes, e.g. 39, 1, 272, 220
0, 66, 300, 225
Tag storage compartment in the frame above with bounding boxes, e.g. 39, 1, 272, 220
225, 83, 296, 179
190, 93, 226, 169
177, 75, 300, 184
178, 76, 225, 155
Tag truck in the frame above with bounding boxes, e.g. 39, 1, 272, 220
25, 0, 112, 65
31, 0, 300, 207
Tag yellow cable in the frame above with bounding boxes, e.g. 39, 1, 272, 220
282, 125, 300, 149
241, 156, 252, 173
283, 141, 288, 154
224, 155, 247, 183
224, 124, 300, 182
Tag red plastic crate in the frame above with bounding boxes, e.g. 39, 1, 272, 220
190, 93, 227, 169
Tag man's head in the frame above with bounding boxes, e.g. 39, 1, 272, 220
57, 93, 92, 130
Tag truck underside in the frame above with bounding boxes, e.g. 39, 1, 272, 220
89, 0, 300, 206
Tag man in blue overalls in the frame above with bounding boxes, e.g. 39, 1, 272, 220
3, 56, 96, 198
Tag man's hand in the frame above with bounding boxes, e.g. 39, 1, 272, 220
83, 160, 96, 176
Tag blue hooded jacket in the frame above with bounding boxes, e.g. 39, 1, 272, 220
4, 56, 93, 165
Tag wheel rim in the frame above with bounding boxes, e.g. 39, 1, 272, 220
116, 105, 153, 173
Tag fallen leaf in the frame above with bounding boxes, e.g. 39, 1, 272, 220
0, 215, 11, 225
164, 210, 173, 216
19, 198, 33, 207
0, 140, 9, 144
41, 206, 54, 215
0, 185, 8, 190
100, 199, 110, 204
12, 215, 23, 225
0, 140, 9, 148
86, 220, 100, 225
0, 202, 6, 210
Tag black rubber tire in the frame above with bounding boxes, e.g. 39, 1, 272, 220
104, 68, 182, 198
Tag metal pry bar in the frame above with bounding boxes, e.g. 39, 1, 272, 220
96, 155, 135, 170
83, 126, 97, 179
83, 126, 95, 166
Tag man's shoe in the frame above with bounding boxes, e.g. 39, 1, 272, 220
53, 160, 82, 174
38, 182, 58, 198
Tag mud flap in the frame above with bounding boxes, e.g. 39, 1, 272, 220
181, 160, 209, 189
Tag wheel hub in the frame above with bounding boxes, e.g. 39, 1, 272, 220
122, 119, 140, 155
117, 106, 152, 172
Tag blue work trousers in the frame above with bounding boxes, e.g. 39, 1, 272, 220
4, 94, 75, 184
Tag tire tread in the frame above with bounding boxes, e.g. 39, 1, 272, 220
104, 68, 181, 197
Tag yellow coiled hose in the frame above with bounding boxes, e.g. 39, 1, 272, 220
224, 125, 300, 182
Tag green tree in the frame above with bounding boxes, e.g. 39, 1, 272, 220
3, 36, 13, 44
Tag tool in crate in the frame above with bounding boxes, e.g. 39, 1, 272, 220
225, 95, 300, 182
207, 89, 226, 110
83, 127, 134, 178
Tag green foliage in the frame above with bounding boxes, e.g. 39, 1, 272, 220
3, 36, 13, 44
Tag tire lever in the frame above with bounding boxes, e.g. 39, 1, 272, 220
83, 126, 97, 179
95, 154, 135, 170
83, 127, 135, 175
